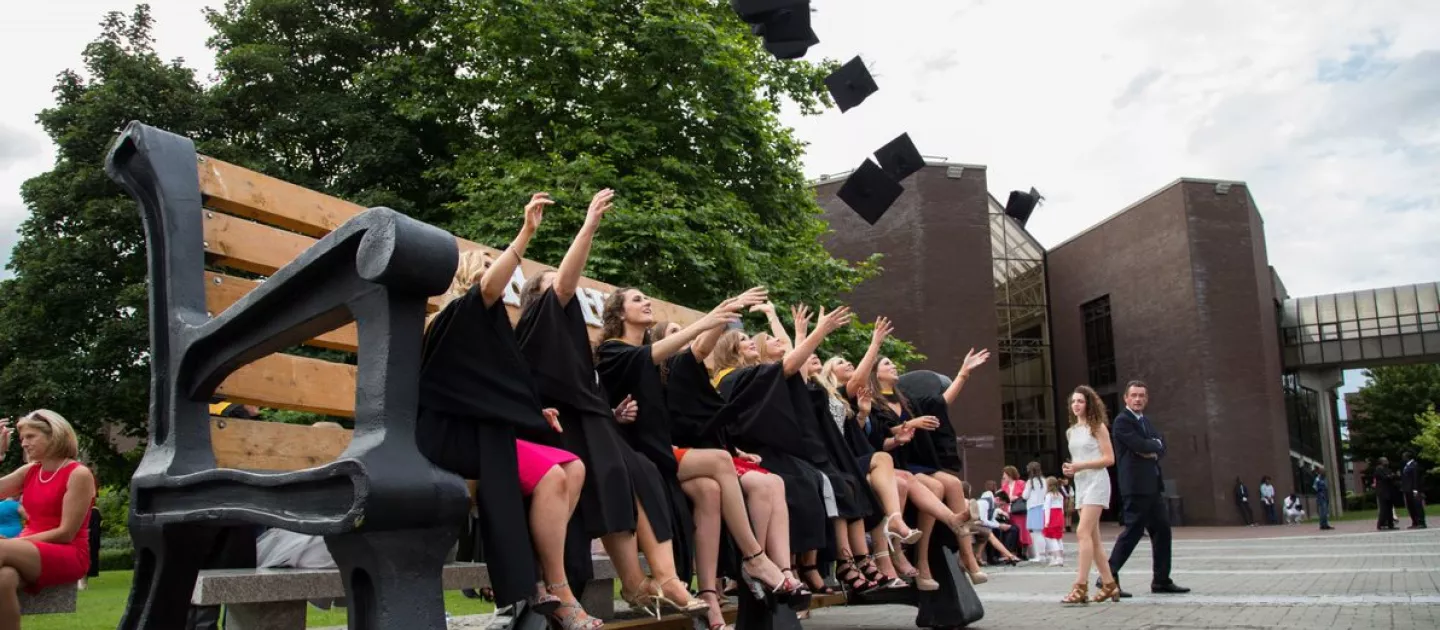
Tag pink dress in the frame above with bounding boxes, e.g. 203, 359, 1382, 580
516, 440, 579, 496
1005, 480, 1032, 548
19, 462, 93, 592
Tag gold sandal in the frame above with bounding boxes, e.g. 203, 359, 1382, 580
1062, 582, 1089, 605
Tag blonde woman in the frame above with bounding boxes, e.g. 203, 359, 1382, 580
1059, 386, 1118, 605
0, 410, 98, 626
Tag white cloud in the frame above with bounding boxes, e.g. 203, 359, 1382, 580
788, 0, 1440, 296
1, 1, 1436, 300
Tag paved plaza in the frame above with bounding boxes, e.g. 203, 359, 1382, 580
804, 524, 1440, 630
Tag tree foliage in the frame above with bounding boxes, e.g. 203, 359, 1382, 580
1351, 364, 1440, 466
0, 1, 921, 484
1413, 404, 1440, 475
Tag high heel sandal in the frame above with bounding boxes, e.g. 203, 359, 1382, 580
867, 552, 910, 589
884, 512, 922, 547
1092, 580, 1121, 603
1061, 582, 1089, 605
837, 558, 878, 594
739, 550, 808, 600
621, 577, 662, 619
544, 582, 604, 630
654, 576, 710, 617
915, 577, 940, 592
796, 565, 836, 595
695, 589, 733, 630
528, 581, 562, 617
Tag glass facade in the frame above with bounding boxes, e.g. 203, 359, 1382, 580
1280, 282, 1440, 367
990, 198, 1057, 472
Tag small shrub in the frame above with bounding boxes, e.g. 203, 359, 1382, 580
99, 547, 134, 572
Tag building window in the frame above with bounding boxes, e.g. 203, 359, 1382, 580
1082, 296, 1117, 387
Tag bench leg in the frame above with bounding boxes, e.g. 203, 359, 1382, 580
119, 522, 221, 630
326, 526, 458, 630
913, 529, 985, 629
732, 592, 802, 630
223, 601, 307, 630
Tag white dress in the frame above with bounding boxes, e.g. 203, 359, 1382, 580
1067, 424, 1111, 507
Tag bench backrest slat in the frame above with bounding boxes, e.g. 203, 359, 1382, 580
216, 354, 357, 418
210, 417, 352, 471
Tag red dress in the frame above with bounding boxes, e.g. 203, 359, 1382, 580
19, 461, 93, 592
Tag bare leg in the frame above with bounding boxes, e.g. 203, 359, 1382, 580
681, 477, 724, 629
1083, 505, 1115, 584
679, 450, 785, 586
866, 452, 915, 539
633, 496, 696, 607
532, 462, 600, 626
602, 505, 649, 594
0, 567, 18, 630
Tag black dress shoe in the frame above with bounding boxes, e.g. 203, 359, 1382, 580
1151, 583, 1190, 594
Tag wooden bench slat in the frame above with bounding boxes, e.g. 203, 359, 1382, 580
217, 353, 357, 417
203, 211, 317, 277
205, 272, 360, 353
200, 156, 362, 239
211, 417, 352, 471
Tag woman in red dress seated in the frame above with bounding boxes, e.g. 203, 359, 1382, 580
0, 410, 97, 628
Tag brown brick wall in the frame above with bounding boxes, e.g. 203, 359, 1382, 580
813, 164, 1006, 481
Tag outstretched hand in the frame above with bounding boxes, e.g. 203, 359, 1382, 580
749, 302, 777, 315
960, 347, 991, 376
871, 316, 893, 347
791, 303, 813, 329
543, 408, 563, 434
524, 193, 553, 232
586, 188, 615, 225
816, 306, 853, 335
907, 415, 942, 431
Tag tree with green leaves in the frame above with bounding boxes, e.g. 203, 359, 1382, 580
1351, 364, 1440, 467
1, 1, 921, 485
1413, 404, 1440, 475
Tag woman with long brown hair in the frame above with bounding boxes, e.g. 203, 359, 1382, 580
598, 288, 805, 628
1060, 385, 1119, 604
514, 189, 693, 618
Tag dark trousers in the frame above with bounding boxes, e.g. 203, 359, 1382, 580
1378, 492, 1397, 529
1262, 501, 1278, 525
1235, 500, 1253, 525
1317, 498, 1330, 528
1107, 493, 1173, 586
185, 526, 260, 630
1405, 493, 1427, 527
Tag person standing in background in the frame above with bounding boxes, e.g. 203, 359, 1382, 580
1259, 476, 1277, 525
1313, 467, 1334, 531
1374, 458, 1398, 530
1401, 452, 1428, 529
1233, 478, 1254, 526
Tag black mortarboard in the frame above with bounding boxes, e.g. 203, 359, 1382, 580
825, 57, 878, 113
751, 4, 815, 57
765, 33, 819, 60
873, 133, 924, 181
731, 0, 803, 23
1004, 187, 1044, 227
837, 160, 904, 225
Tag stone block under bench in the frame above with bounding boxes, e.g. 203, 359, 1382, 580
19, 582, 77, 615
193, 559, 618, 630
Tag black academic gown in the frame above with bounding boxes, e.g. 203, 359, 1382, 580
515, 289, 674, 586
805, 384, 880, 525
596, 340, 695, 582
662, 351, 726, 450
417, 287, 544, 606
713, 365, 830, 553
906, 390, 961, 473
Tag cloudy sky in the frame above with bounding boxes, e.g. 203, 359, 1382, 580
4, 1, 1437, 395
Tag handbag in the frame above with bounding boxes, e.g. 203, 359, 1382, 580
1008, 480, 1028, 513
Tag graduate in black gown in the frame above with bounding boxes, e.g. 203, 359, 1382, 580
597, 287, 804, 628
845, 321, 991, 584
651, 319, 799, 615
513, 188, 690, 616
418, 194, 595, 629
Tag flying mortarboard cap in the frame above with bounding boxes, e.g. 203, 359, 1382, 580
837, 160, 904, 226
765, 33, 820, 60
824, 56, 879, 113
731, 0, 803, 22
1004, 187, 1044, 227
750, 3, 817, 59
873, 133, 924, 182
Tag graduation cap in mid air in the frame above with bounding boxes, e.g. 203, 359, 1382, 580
1004, 187, 1045, 227
873, 133, 924, 182
837, 159, 905, 226
733, 1, 818, 60
824, 56, 879, 113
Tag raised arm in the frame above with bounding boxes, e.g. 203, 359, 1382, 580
845, 317, 892, 397
751, 302, 793, 350
480, 193, 551, 307
942, 347, 992, 405
554, 189, 614, 305
652, 288, 767, 364
693, 287, 767, 361
783, 306, 852, 376
791, 304, 811, 344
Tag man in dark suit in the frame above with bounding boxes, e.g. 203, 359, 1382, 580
1401, 452, 1428, 529
1102, 380, 1189, 597
1374, 457, 1398, 530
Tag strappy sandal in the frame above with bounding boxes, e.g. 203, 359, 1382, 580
739, 549, 807, 600
544, 582, 604, 630
868, 552, 910, 589
621, 577, 662, 618
1062, 582, 1090, 605
837, 558, 878, 593
884, 512, 922, 548
694, 589, 731, 630
655, 576, 710, 617
796, 564, 836, 595
528, 581, 562, 617
1092, 580, 1121, 603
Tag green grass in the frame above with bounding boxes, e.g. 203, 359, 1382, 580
25, 571, 495, 629
1335, 503, 1440, 523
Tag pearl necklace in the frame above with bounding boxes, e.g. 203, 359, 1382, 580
37, 460, 72, 484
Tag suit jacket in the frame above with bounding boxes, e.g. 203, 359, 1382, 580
1402, 459, 1421, 494
1112, 408, 1166, 496
1374, 464, 1399, 497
